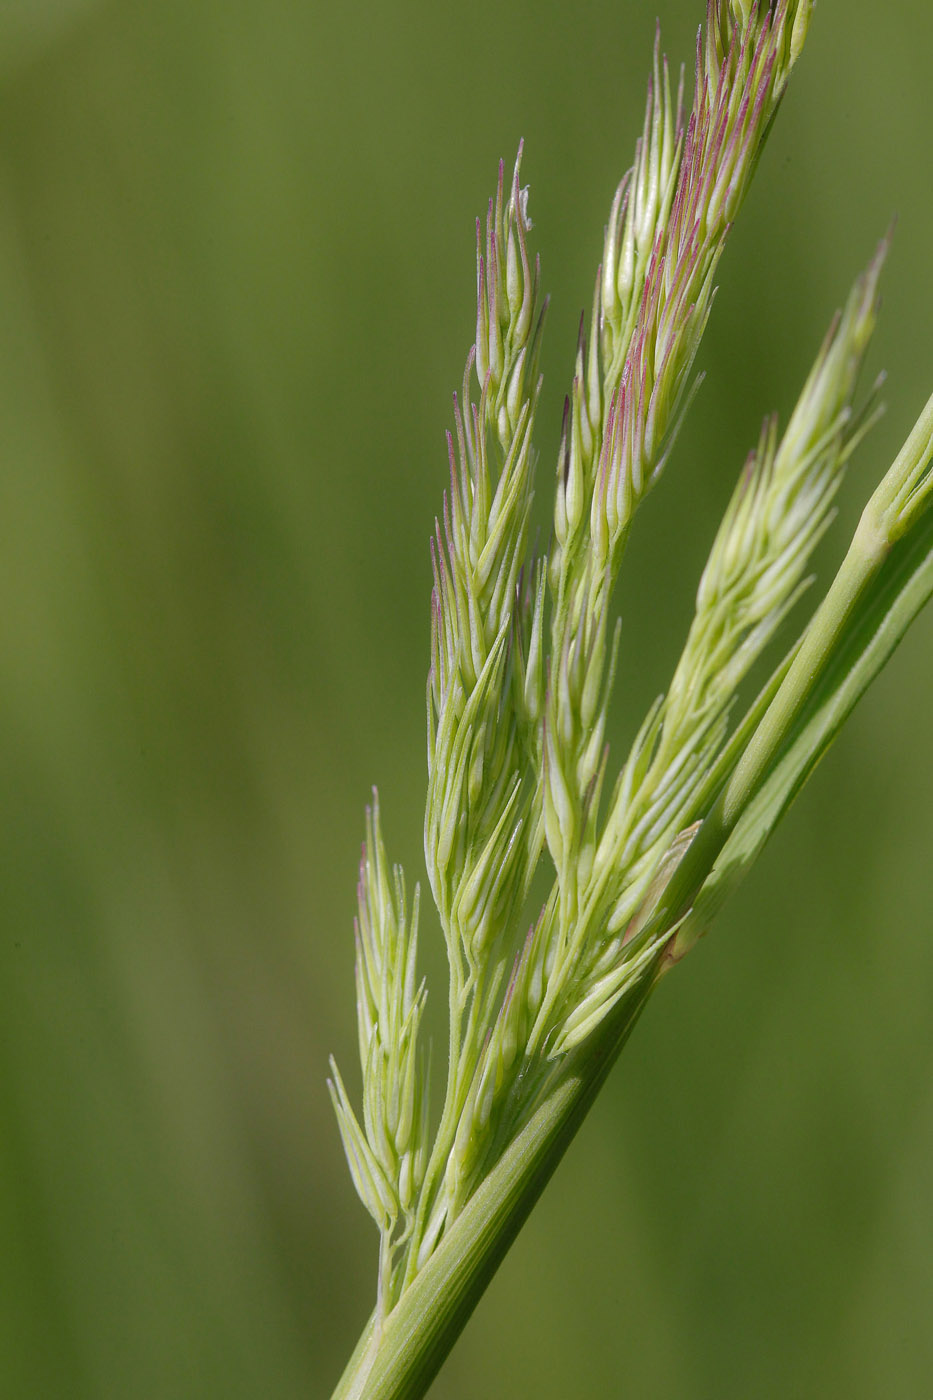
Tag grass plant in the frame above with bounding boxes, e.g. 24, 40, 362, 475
328, 3, 933, 1395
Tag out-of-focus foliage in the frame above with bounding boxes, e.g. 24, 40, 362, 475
0, 1, 931, 1396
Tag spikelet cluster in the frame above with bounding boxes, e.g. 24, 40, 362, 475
425, 146, 547, 983
327, 796, 428, 1313
328, 0, 933, 1330
617, 248, 885, 869
535, 0, 816, 1057
543, 247, 886, 1055
542, 3, 812, 947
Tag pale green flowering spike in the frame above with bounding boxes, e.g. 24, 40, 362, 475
329, 6, 933, 1395
329, 793, 428, 1315
544, 1, 808, 952
413, 137, 550, 1275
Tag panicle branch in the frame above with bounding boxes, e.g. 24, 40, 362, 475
609, 242, 887, 875
539, 245, 888, 1054
425, 148, 547, 956
327, 793, 428, 1316
414, 146, 551, 1264
327, 6, 925, 1375
535, 0, 812, 1063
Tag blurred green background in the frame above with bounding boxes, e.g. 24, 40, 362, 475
0, 1, 931, 1396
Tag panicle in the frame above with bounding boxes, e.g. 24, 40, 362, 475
331, 0, 840, 1318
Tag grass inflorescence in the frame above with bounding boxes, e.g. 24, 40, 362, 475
328, 4, 933, 1396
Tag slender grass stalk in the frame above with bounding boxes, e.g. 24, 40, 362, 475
328, 3, 933, 1395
